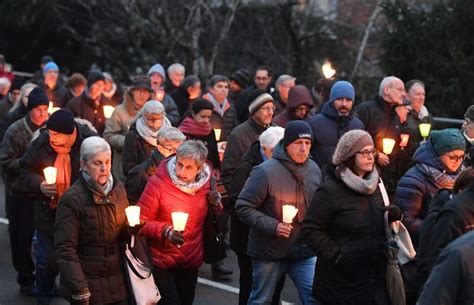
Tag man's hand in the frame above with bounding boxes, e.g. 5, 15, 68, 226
395, 105, 409, 124
40, 181, 56, 198
377, 153, 390, 167
275, 222, 293, 239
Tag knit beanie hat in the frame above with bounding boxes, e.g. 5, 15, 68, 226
43, 62, 59, 74
46, 109, 76, 135
230, 69, 251, 88
332, 130, 374, 165
248, 89, 274, 114
464, 105, 474, 122
430, 128, 466, 156
283, 120, 313, 147
330, 81, 355, 103
87, 70, 105, 87
147, 63, 166, 81
27, 87, 49, 111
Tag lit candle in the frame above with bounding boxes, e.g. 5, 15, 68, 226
125, 206, 141, 227
171, 212, 189, 232
43, 167, 57, 184
155, 90, 165, 102
419, 123, 431, 139
399, 134, 410, 148
322, 61, 336, 79
282, 205, 298, 224
47, 102, 60, 115
214, 128, 221, 142
382, 138, 396, 155
103, 105, 115, 119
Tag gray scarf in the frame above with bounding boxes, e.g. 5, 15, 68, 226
336, 165, 379, 194
136, 116, 171, 147
82, 171, 114, 196
166, 156, 211, 194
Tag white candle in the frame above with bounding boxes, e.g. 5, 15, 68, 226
214, 128, 221, 142
282, 205, 298, 224
382, 138, 396, 155
103, 105, 115, 119
125, 206, 141, 227
43, 167, 57, 184
171, 212, 189, 232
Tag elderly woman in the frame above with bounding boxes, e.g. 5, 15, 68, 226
179, 98, 220, 169
122, 99, 171, 176
226, 126, 285, 305
55, 137, 129, 305
125, 127, 186, 204
103, 75, 152, 181
138, 140, 220, 305
301, 130, 402, 305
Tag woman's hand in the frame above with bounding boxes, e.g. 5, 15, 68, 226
40, 181, 56, 198
384, 205, 404, 223
162, 224, 185, 246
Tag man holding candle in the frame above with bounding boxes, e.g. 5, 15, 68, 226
0, 87, 49, 296
236, 121, 322, 305
19, 109, 97, 305
356, 76, 410, 195
137, 140, 220, 305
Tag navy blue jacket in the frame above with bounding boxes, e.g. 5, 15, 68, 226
307, 101, 364, 173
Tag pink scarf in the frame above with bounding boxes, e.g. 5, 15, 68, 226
179, 117, 212, 137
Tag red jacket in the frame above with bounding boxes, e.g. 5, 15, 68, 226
138, 158, 211, 269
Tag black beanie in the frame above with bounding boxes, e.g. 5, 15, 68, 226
27, 87, 49, 111
10, 77, 26, 92
230, 69, 251, 88
87, 71, 105, 87
283, 120, 313, 147
46, 109, 76, 135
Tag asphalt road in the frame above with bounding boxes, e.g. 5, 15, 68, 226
0, 176, 300, 305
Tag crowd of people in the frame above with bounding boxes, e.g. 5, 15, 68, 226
0, 53, 473, 305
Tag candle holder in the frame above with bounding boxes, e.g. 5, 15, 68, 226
382, 138, 396, 155
103, 105, 115, 119
43, 167, 57, 184
399, 134, 410, 150
125, 206, 141, 247
419, 123, 431, 142
214, 129, 221, 142
171, 212, 188, 232
282, 205, 298, 224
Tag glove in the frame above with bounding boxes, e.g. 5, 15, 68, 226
128, 222, 146, 236
207, 190, 222, 207
162, 224, 185, 246
72, 288, 91, 305
384, 205, 403, 223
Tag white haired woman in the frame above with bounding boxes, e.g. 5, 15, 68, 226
122, 99, 171, 176
226, 126, 285, 305
138, 140, 221, 305
125, 127, 186, 204
55, 136, 129, 305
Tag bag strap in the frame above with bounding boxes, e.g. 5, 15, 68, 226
125, 245, 152, 280
378, 178, 390, 207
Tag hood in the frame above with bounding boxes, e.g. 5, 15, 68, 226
413, 140, 445, 171
287, 85, 314, 109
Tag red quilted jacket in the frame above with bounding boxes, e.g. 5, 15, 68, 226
138, 158, 210, 269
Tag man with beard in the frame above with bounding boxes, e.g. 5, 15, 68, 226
307, 81, 364, 175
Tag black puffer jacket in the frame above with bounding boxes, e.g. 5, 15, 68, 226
226, 140, 264, 255
122, 123, 155, 176
66, 92, 112, 135
301, 166, 389, 305
55, 174, 129, 304
18, 123, 98, 235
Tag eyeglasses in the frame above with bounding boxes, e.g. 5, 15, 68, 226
357, 148, 377, 158
145, 116, 163, 123
445, 154, 465, 162
260, 106, 276, 113
158, 143, 176, 154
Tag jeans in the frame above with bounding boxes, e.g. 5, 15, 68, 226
248, 257, 317, 305
153, 267, 198, 305
35, 230, 58, 304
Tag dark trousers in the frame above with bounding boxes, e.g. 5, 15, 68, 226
237, 254, 285, 305
36, 230, 59, 304
153, 267, 198, 305
6, 194, 36, 286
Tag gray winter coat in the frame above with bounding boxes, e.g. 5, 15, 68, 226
236, 142, 322, 260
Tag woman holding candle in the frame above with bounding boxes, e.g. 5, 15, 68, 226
138, 140, 220, 305
18, 109, 97, 305
121, 100, 171, 176
178, 98, 220, 169
301, 130, 402, 305
55, 136, 129, 305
